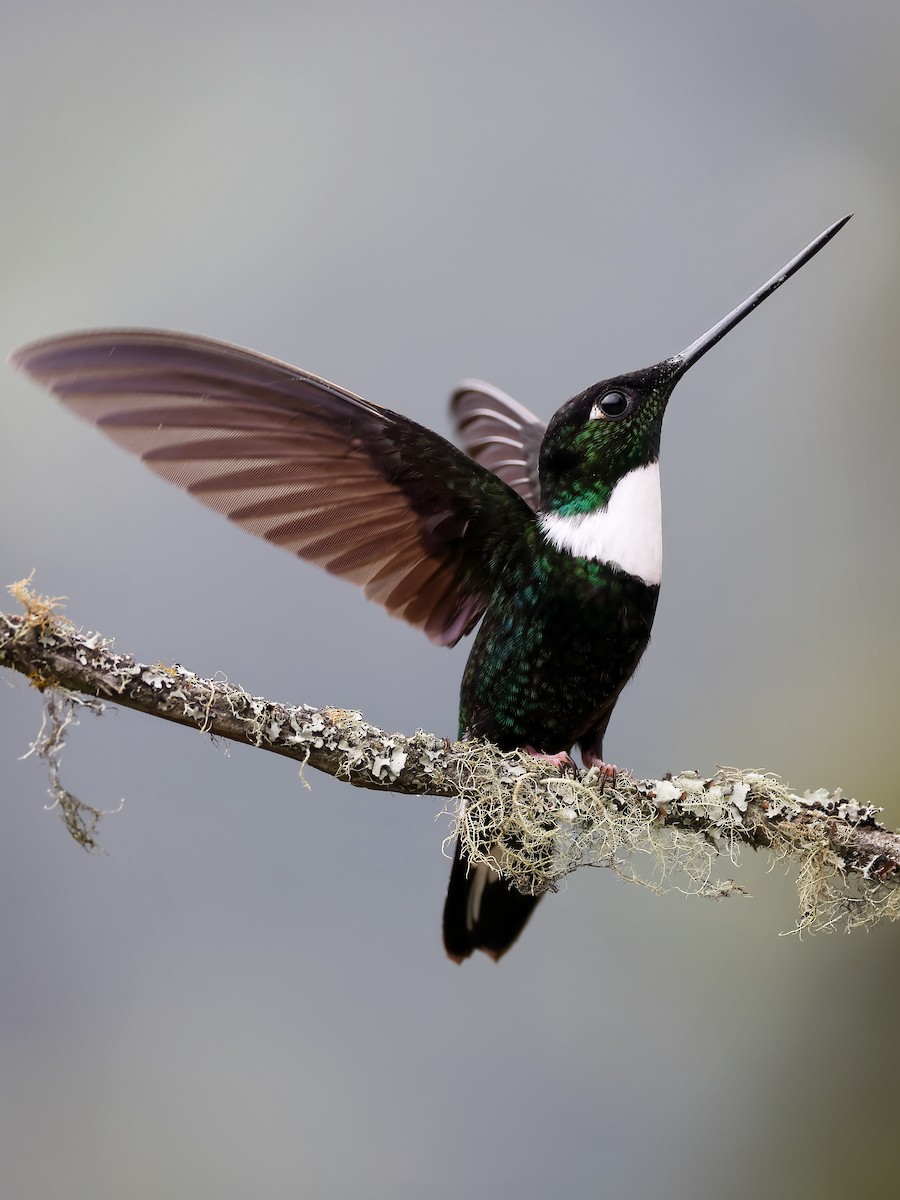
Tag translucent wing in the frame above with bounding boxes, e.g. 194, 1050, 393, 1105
451, 379, 545, 510
12, 329, 534, 646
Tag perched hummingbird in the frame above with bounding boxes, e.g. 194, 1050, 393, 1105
11, 216, 849, 962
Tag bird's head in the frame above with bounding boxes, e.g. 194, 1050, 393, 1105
537, 214, 851, 515
538, 360, 679, 514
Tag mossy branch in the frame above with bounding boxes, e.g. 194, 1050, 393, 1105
3, 579, 900, 934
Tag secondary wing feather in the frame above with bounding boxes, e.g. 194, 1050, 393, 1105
451, 379, 545, 510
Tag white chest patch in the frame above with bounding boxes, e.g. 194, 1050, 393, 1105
539, 462, 662, 586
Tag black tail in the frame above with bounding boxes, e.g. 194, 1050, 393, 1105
442, 838, 542, 962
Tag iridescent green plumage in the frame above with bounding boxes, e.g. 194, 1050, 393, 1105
460, 505, 659, 756
444, 216, 851, 961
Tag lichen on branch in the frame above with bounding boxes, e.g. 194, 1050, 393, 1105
2, 577, 899, 934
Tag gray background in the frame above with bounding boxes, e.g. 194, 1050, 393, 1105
2, 2, 899, 1197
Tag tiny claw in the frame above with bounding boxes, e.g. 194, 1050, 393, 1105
581, 750, 618, 786
523, 746, 577, 774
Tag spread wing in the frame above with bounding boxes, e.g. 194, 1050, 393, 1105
451, 379, 545, 510
11, 329, 535, 646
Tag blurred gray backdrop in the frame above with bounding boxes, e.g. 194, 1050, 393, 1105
2, 2, 899, 1197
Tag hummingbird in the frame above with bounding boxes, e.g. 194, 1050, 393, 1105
10, 216, 850, 962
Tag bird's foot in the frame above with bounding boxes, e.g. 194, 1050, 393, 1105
523, 746, 578, 775
581, 750, 618, 787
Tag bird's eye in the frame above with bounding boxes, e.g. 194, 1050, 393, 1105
591, 391, 630, 419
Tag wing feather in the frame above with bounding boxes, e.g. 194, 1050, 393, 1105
451, 379, 545, 510
12, 329, 535, 646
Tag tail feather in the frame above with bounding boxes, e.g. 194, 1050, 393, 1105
442, 838, 541, 962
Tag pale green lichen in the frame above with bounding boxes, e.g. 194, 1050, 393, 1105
21, 689, 115, 850
771, 820, 900, 935
447, 749, 900, 933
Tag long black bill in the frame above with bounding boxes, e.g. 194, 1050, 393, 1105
672, 214, 852, 375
